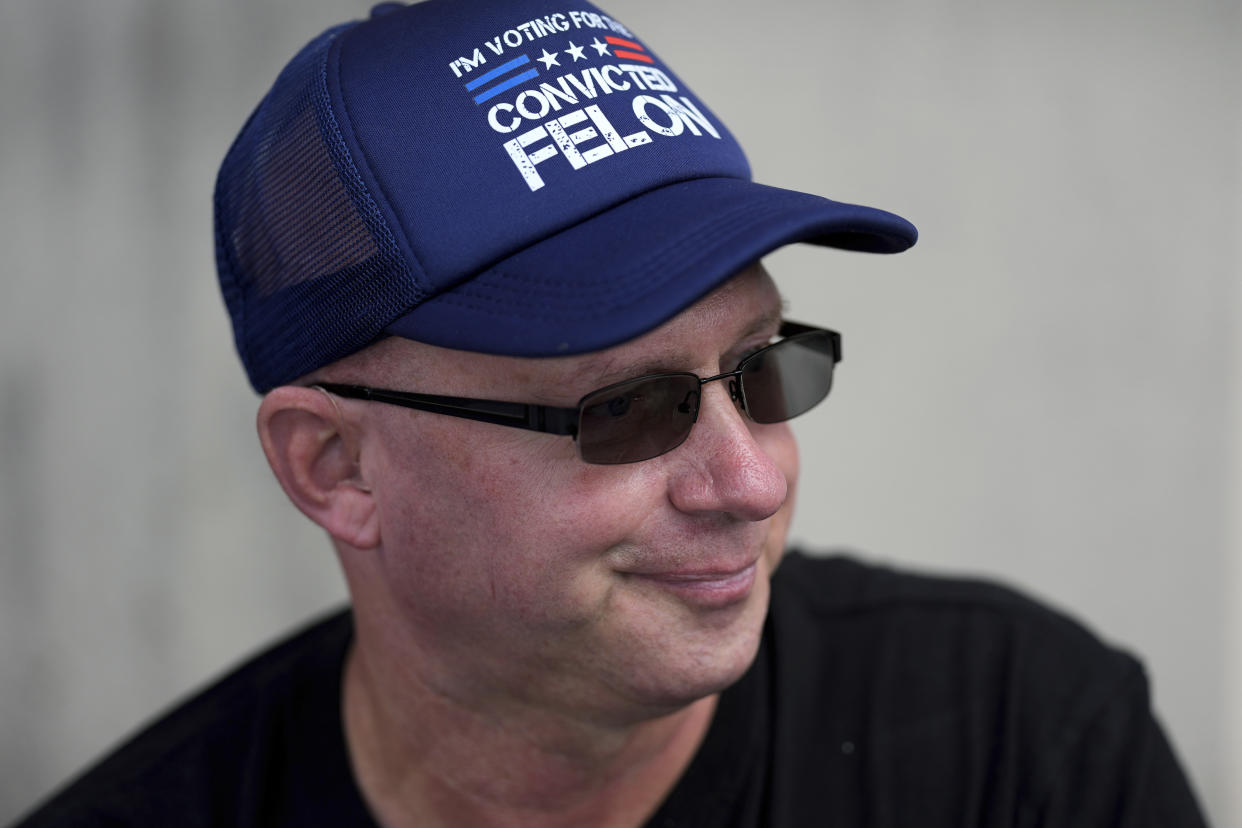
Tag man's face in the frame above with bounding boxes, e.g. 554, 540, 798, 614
339, 264, 799, 718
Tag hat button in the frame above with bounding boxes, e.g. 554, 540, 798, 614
369, 2, 405, 17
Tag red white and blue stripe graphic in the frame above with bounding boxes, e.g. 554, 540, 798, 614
466, 54, 540, 104
605, 36, 652, 63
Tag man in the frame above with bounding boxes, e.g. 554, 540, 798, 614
19, 0, 1207, 825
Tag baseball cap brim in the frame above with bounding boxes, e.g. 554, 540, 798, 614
384, 176, 915, 357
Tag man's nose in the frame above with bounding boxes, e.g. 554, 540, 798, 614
665, 382, 789, 522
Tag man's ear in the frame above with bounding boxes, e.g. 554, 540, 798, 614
257, 386, 380, 550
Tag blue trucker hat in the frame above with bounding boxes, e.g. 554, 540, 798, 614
214, 0, 917, 393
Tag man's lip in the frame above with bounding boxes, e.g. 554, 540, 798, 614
621, 561, 760, 607
622, 558, 760, 581
635, 565, 755, 582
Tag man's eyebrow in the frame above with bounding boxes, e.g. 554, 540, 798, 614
579, 350, 693, 390
745, 304, 786, 339
574, 301, 788, 390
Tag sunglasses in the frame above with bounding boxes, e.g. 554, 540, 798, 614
316, 321, 840, 465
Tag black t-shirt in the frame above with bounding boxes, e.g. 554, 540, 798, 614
16, 553, 1208, 827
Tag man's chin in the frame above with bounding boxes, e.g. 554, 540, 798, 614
615, 576, 770, 713
628, 640, 763, 719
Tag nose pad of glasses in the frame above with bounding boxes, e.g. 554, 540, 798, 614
727, 379, 741, 404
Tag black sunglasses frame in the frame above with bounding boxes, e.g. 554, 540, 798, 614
314, 321, 840, 462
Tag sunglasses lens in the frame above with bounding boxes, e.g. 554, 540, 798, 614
740, 332, 836, 424
577, 375, 700, 464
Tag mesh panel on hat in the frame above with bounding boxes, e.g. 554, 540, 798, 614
214, 24, 423, 393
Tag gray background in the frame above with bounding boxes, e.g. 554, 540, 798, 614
0, 0, 1237, 824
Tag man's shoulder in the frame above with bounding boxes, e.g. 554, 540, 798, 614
769, 549, 1144, 731
772, 549, 1132, 669
763, 551, 1207, 826
16, 608, 358, 827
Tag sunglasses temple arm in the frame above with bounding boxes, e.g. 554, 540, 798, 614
532, 406, 580, 436
315, 384, 579, 437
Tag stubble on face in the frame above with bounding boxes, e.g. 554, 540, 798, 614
327, 264, 800, 721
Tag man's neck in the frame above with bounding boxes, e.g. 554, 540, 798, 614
341, 638, 717, 828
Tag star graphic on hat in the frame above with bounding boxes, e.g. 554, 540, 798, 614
537, 48, 561, 70
564, 41, 587, 62
590, 37, 611, 57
